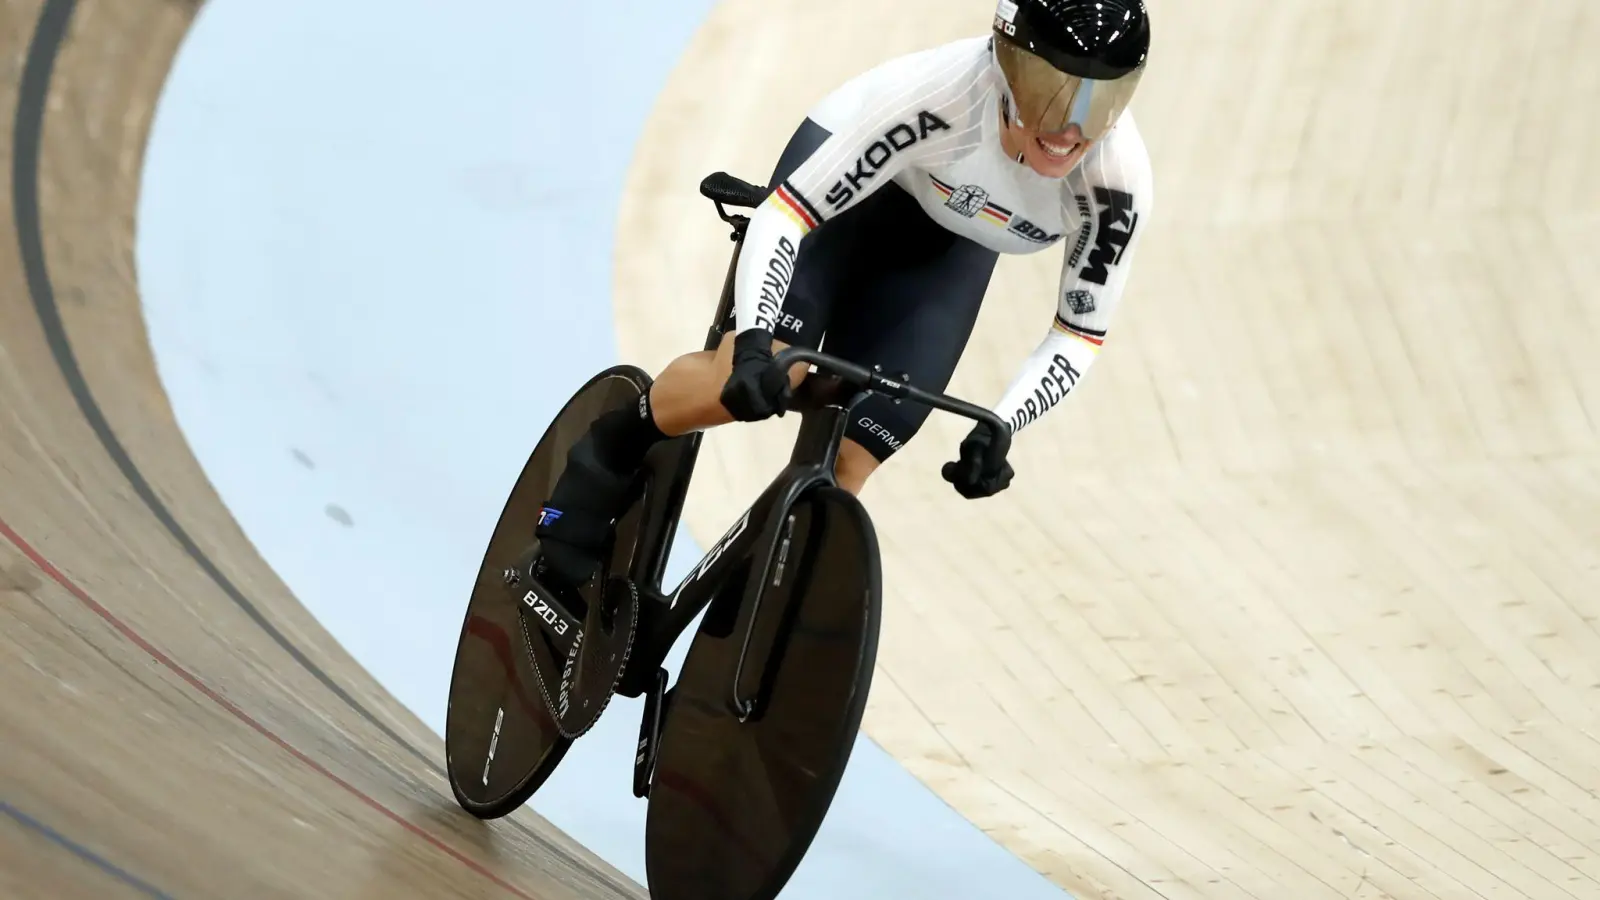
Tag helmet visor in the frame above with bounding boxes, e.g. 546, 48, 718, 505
994, 36, 1143, 140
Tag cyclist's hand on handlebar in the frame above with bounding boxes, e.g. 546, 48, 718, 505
941, 422, 1014, 499
720, 329, 793, 422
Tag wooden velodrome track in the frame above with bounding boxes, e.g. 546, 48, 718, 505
616, 0, 1600, 898
0, 1, 641, 897
1, 0, 1596, 898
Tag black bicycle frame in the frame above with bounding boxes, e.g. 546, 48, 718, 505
607, 195, 761, 689
641, 380, 851, 647
614, 183, 1012, 689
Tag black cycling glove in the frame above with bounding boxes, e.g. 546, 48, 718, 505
719, 329, 793, 422
940, 423, 1015, 499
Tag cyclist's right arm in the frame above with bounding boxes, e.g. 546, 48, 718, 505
730, 41, 990, 336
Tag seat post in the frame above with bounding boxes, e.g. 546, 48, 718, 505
704, 234, 746, 352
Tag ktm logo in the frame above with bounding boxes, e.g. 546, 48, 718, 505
825, 111, 952, 209
1081, 187, 1138, 285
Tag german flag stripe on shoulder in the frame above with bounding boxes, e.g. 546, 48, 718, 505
769, 181, 823, 232
1053, 316, 1106, 347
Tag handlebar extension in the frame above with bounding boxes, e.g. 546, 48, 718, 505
772, 346, 1012, 472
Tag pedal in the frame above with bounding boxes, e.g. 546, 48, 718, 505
632, 668, 669, 798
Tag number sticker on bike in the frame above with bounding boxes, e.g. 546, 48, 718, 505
523, 590, 570, 636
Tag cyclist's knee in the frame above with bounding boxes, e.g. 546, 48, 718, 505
712, 329, 808, 388
835, 439, 882, 495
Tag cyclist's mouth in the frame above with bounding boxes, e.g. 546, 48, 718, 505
1037, 136, 1083, 160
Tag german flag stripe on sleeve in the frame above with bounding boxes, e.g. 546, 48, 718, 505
769, 181, 822, 232
1053, 316, 1106, 347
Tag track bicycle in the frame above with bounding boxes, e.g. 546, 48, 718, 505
443, 171, 1011, 900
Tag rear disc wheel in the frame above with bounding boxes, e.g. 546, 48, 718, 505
444, 365, 651, 818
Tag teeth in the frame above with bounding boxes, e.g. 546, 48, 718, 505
1037, 138, 1078, 159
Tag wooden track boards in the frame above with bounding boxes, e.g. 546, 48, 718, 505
0, 2, 641, 896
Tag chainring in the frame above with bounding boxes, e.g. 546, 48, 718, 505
518, 574, 639, 740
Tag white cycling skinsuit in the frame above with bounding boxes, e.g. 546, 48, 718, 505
730, 35, 1153, 447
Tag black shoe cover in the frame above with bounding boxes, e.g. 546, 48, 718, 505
535, 429, 639, 588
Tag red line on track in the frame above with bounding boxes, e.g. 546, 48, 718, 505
0, 515, 543, 900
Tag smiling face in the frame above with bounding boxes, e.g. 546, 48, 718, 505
1002, 112, 1093, 179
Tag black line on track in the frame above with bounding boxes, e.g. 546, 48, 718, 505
11, 0, 441, 782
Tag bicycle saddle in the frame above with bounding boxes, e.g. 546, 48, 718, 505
699, 171, 768, 209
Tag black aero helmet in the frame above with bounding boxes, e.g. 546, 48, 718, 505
992, 0, 1150, 139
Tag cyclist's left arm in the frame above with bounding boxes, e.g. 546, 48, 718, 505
990, 120, 1154, 435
